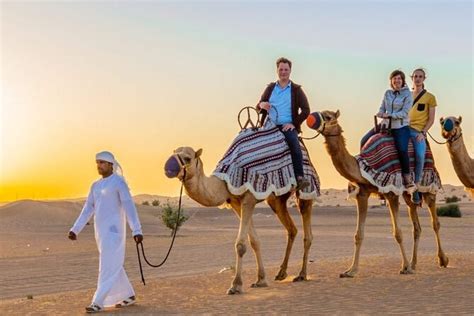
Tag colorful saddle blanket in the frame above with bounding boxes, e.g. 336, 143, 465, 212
213, 121, 321, 200
356, 133, 442, 195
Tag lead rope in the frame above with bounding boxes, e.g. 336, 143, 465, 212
426, 131, 448, 145
426, 130, 463, 145
136, 169, 186, 285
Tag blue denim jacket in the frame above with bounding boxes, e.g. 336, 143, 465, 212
377, 86, 413, 129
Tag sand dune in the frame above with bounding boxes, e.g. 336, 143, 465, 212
0, 190, 472, 314
1, 184, 470, 211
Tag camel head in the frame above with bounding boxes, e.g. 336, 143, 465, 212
440, 116, 462, 141
307, 110, 341, 136
165, 147, 203, 181
306, 110, 341, 135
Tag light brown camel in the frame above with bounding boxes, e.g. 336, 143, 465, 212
440, 116, 474, 196
166, 147, 314, 294
318, 110, 448, 277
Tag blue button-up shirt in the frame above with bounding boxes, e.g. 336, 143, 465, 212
269, 81, 292, 125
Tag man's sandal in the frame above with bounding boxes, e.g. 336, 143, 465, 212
85, 303, 102, 313
115, 296, 136, 308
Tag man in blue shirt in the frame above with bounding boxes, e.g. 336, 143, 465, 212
257, 57, 311, 190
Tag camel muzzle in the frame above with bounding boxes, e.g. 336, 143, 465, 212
306, 112, 325, 132
443, 118, 455, 133
164, 156, 181, 178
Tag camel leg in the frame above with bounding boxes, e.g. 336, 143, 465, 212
424, 193, 449, 267
293, 198, 313, 282
227, 193, 257, 295
386, 193, 412, 274
267, 194, 297, 281
229, 199, 267, 290
403, 193, 422, 270
340, 188, 369, 278
247, 218, 268, 288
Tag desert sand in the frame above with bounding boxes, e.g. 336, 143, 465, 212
0, 194, 473, 315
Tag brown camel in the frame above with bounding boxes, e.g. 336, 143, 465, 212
440, 116, 474, 196
318, 110, 448, 277
166, 147, 314, 294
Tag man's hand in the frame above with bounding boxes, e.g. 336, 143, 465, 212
258, 102, 271, 111
281, 123, 295, 131
68, 231, 77, 240
133, 234, 144, 244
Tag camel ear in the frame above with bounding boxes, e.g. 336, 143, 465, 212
458, 116, 462, 124
335, 110, 340, 119
439, 117, 444, 124
195, 148, 203, 158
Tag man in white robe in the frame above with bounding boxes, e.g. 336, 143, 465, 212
68, 151, 143, 313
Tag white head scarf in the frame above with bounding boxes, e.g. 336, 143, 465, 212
95, 151, 123, 176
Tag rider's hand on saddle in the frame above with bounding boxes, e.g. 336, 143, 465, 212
416, 133, 425, 142
282, 123, 295, 131
381, 113, 391, 119
134, 234, 144, 244
259, 102, 271, 111
68, 231, 77, 240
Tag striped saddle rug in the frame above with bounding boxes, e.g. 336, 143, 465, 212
213, 122, 321, 200
356, 133, 442, 195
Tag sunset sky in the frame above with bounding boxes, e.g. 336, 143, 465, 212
1, 1, 472, 201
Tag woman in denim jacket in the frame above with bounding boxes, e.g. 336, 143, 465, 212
361, 70, 416, 191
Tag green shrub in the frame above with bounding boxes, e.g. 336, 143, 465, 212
161, 202, 189, 236
445, 195, 460, 203
437, 203, 462, 218
152, 199, 160, 207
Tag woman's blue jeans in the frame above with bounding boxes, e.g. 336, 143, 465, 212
360, 126, 411, 176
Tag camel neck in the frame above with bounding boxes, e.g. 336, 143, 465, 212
184, 159, 230, 207
324, 131, 368, 184
447, 135, 474, 187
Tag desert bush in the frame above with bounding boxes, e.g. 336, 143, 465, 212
161, 202, 189, 235
437, 203, 462, 218
445, 195, 460, 203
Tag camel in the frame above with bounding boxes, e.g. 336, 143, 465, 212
165, 147, 314, 294
317, 110, 448, 277
440, 116, 474, 196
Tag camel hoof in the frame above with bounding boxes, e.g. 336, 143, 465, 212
292, 275, 306, 282
226, 287, 242, 295
339, 271, 355, 278
274, 270, 288, 281
438, 256, 449, 268
399, 267, 414, 275
250, 281, 268, 288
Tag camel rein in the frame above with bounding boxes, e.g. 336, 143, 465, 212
301, 120, 341, 140
135, 169, 186, 285
427, 131, 462, 145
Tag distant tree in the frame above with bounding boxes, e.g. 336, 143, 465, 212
152, 199, 161, 207
142, 201, 150, 206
